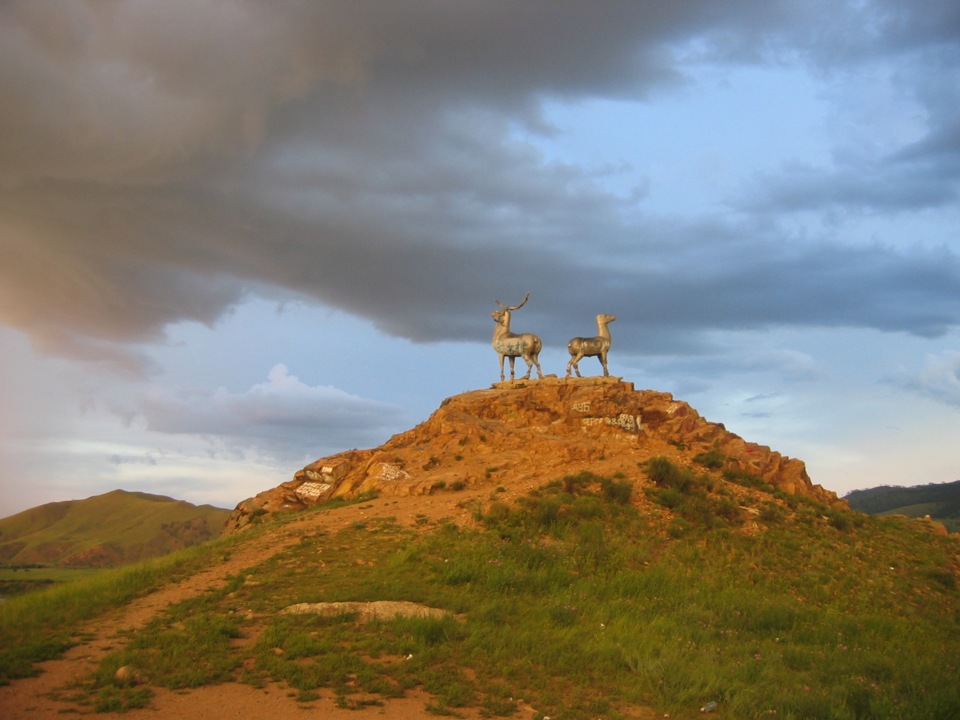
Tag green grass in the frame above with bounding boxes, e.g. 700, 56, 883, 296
0, 529, 249, 685
96, 610, 243, 689
0, 491, 381, 686
6, 467, 959, 719
0, 566, 104, 597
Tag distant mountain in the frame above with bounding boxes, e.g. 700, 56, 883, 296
845, 480, 960, 532
0, 489, 231, 567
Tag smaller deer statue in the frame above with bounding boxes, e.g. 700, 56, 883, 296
491, 293, 544, 382
566, 314, 616, 378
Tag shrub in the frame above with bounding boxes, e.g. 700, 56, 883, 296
569, 495, 605, 521
483, 501, 513, 527
925, 568, 957, 591
647, 486, 684, 510
601, 477, 633, 505
759, 501, 787, 524
827, 510, 854, 532
561, 472, 589, 494
643, 458, 749, 530
643, 457, 701, 493
713, 497, 745, 525
693, 448, 726, 470
723, 469, 774, 493
530, 495, 564, 530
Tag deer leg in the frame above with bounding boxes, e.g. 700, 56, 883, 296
499, 355, 506, 382
521, 351, 537, 380
600, 351, 609, 376
532, 355, 543, 379
508, 356, 516, 380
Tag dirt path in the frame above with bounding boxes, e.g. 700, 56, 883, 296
0, 491, 498, 720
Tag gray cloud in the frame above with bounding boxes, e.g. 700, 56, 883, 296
884, 351, 960, 408
109, 454, 158, 467
733, 8, 960, 219
641, 345, 824, 389
130, 364, 410, 462
738, 161, 958, 215
1, 0, 958, 368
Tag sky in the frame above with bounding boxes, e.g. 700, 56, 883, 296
1, 0, 958, 517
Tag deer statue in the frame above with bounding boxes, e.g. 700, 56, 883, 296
566, 314, 616, 378
491, 293, 544, 382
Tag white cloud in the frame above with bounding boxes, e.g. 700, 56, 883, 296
134, 364, 410, 461
886, 350, 960, 407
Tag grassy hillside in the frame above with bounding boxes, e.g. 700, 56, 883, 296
845, 480, 960, 532
3, 465, 958, 719
0, 489, 230, 568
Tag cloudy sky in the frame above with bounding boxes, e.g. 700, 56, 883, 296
2, 0, 958, 516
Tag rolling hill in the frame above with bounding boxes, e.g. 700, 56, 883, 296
845, 480, 960, 532
0, 489, 230, 567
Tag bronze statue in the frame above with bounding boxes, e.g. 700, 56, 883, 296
491, 293, 544, 382
566, 314, 616, 377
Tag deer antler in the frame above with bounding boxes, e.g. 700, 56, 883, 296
496, 292, 530, 312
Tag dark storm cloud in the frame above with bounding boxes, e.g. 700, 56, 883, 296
1, 0, 958, 367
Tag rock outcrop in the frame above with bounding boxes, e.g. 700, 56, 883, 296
224, 378, 843, 532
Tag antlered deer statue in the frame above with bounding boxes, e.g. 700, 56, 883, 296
566, 314, 616, 377
491, 293, 544, 382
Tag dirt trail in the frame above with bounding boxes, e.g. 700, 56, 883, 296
0, 491, 495, 720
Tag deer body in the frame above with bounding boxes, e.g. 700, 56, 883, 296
566, 314, 616, 378
491, 294, 544, 382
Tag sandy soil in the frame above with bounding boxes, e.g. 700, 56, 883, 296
0, 489, 549, 720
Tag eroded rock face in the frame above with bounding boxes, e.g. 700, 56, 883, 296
224, 378, 843, 532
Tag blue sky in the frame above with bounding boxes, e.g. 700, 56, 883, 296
1, 1, 958, 516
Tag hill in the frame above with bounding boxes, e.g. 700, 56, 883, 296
226, 376, 842, 531
1, 378, 958, 720
845, 480, 960, 532
0, 489, 230, 567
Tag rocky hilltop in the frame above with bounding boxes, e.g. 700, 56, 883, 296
225, 378, 842, 532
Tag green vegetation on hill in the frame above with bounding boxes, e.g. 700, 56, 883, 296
0, 489, 231, 570
7, 465, 956, 719
0, 566, 102, 599
845, 480, 960, 532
